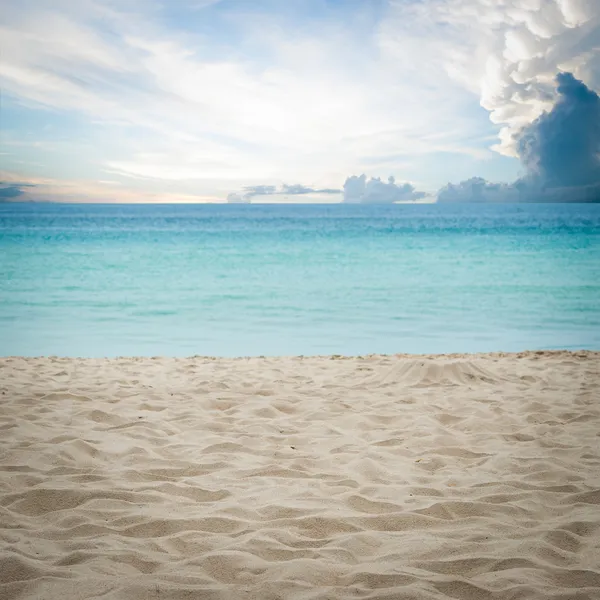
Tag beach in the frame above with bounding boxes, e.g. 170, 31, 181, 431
1, 351, 599, 600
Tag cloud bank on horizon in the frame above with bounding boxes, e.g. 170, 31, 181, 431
342, 175, 427, 204
0, 0, 598, 203
229, 73, 600, 203
227, 184, 342, 203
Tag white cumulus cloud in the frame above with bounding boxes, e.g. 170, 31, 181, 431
343, 175, 426, 204
382, 0, 600, 157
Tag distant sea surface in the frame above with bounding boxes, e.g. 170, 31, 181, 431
1, 202, 599, 357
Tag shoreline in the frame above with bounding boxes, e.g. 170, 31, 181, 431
2, 348, 599, 360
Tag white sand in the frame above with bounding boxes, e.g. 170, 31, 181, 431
1, 351, 599, 600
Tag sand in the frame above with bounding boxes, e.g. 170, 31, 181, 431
1, 351, 599, 600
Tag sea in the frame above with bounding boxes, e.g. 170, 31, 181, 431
1, 202, 599, 357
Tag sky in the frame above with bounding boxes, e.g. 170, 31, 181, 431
1, 0, 599, 203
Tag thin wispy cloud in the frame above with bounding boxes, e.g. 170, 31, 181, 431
227, 183, 343, 203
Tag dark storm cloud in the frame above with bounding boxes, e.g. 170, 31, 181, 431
437, 73, 600, 203
0, 182, 36, 201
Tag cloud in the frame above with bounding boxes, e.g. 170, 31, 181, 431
484, 0, 600, 157
383, 0, 600, 159
0, 184, 26, 200
0, 181, 38, 201
315, 188, 343, 195
228, 183, 342, 202
281, 184, 341, 195
438, 72, 600, 202
437, 177, 522, 203
0, 0, 504, 201
437, 178, 600, 202
4, 1, 596, 201
343, 175, 426, 204
517, 72, 600, 188
226, 192, 250, 204
243, 185, 277, 197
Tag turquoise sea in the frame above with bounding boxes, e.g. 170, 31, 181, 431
1, 202, 599, 357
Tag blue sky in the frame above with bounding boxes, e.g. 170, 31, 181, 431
1, 0, 598, 202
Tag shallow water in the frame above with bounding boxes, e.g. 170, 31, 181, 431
1, 202, 599, 356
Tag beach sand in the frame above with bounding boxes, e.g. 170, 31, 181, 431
1, 351, 599, 599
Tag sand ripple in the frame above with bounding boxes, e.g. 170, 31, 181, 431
1, 351, 599, 599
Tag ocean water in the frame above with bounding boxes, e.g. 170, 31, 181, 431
1, 202, 599, 357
